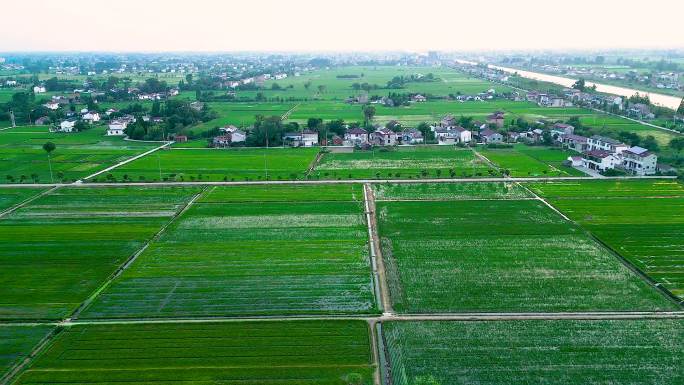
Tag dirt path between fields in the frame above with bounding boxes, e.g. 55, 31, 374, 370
305, 151, 324, 177
364, 184, 394, 315
77, 141, 173, 183
0, 186, 60, 219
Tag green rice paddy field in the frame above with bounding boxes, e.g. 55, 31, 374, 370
107, 147, 319, 182
0, 126, 155, 183
0, 325, 53, 379
0, 186, 201, 320
0, 188, 45, 211
314, 146, 493, 179
13, 320, 375, 385
80, 184, 377, 318
528, 180, 684, 300
375, 183, 675, 312
383, 320, 683, 385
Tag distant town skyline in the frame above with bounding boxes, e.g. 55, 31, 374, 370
3, 0, 684, 52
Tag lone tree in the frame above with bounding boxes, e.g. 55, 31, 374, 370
572, 78, 586, 92
363, 105, 376, 127
42, 141, 56, 182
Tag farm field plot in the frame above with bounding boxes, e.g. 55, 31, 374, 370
81, 184, 376, 318
198, 183, 363, 203
547, 194, 684, 300
0, 126, 156, 183
372, 100, 522, 126
0, 186, 200, 320
314, 146, 493, 180
478, 145, 585, 177
383, 319, 684, 385
373, 182, 533, 201
13, 320, 374, 385
192, 102, 296, 133
0, 325, 53, 379
526, 179, 684, 198
107, 147, 319, 182
0, 188, 46, 211
376, 198, 675, 313
237, 66, 512, 102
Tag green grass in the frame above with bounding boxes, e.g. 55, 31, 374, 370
377, 197, 674, 312
107, 147, 319, 182
383, 319, 684, 385
0, 186, 201, 321
314, 146, 493, 180
373, 182, 533, 200
14, 320, 374, 385
0, 126, 156, 183
0, 325, 53, 378
0, 188, 46, 211
81, 185, 376, 318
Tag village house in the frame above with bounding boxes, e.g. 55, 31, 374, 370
56, 119, 76, 133
105, 108, 119, 116
218, 125, 246, 143
344, 127, 369, 146
283, 130, 319, 147
400, 128, 424, 144
212, 135, 232, 148
371, 128, 398, 146
33, 85, 46, 93
35, 116, 50, 125
582, 149, 621, 172
628, 103, 655, 120
435, 126, 472, 145
587, 135, 629, 154
411, 94, 427, 102
551, 123, 574, 141
486, 111, 505, 128
562, 134, 589, 153
621, 146, 657, 175
506, 132, 521, 142
82, 111, 101, 123
174, 135, 188, 143
567, 155, 583, 167
43, 101, 59, 110
5, 80, 17, 87
479, 128, 503, 144
106, 115, 135, 136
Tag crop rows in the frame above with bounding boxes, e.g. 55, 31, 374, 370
383, 320, 683, 385
14, 320, 374, 385
376, 198, 674, 312
0, 186, 201, 320
81, 184, 376, 318
108, 147, 319, 182
373, 182, 533, 201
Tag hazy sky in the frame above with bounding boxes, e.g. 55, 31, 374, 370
3, 0, 683, 52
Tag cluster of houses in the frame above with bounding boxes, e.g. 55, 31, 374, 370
222, 72, 294, 89
549, 124, 658, 175
523, 64, 682, 92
